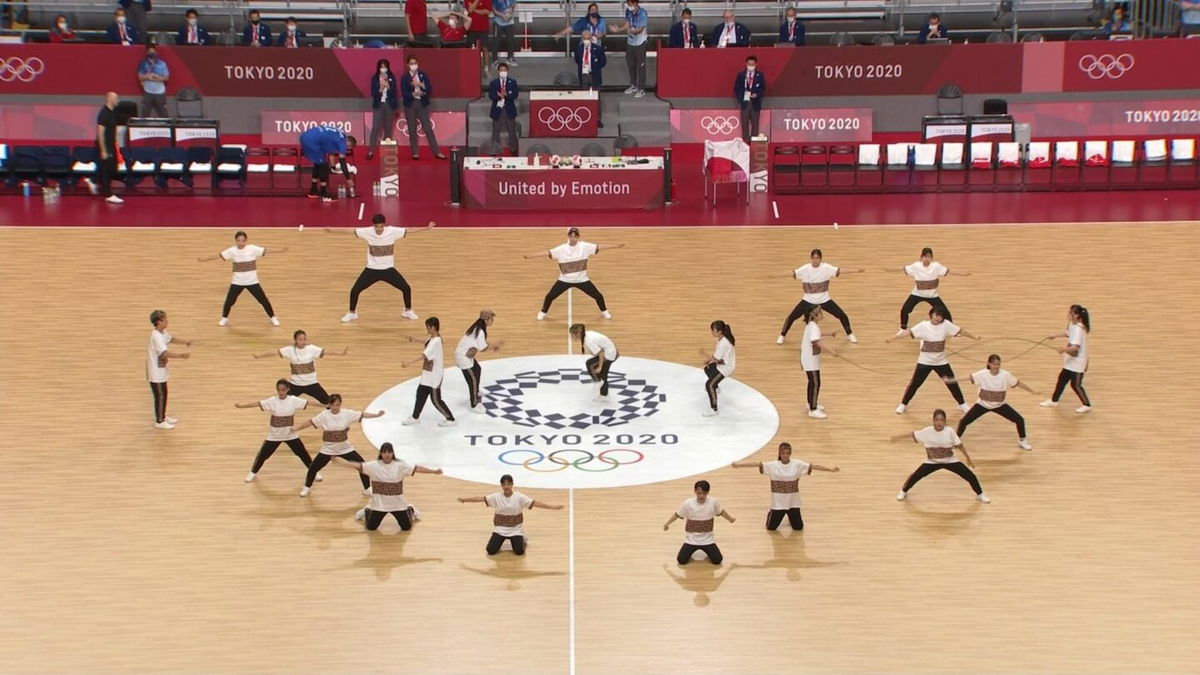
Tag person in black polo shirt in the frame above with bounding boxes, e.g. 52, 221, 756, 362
93, 91, 123, 204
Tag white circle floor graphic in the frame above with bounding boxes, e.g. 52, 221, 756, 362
362, 355, 780, 489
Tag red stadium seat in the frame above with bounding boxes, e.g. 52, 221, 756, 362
1051, 141, 1080, 190
967, 142, 995, 190
771, 145, 800, 193
856, 143, 883, 189
799, 145, 829, 190
1081, 140, 1110, 188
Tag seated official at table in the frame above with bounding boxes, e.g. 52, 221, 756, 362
436, 12, 468, 43
917, 13, 949, 43
176, 9, 212, 45
277, 17, 306, 47
555, 3, 607, 39
779, 7, 806, 45
488, 63, 519, 156
712, 10, 750, 48
733, 54, 765, 142
668, 8, 703, 48
243, 9, 272, 46
107, 8, 141, 46
49, 14, 77, 42
1101, 6, 1132, 35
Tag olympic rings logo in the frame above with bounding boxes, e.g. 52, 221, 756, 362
537, 105, 593, 132
0, 56, 45, 83
499, 448, 645, 472
396, 117, 437, 138
700, 115, 739, 135
1077, 53, 1134, 80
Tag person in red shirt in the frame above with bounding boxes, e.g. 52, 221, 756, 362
466, 0, 492, 65
405, 0, 428, 40
436, 11, 467, 43
49, 14, 77, 42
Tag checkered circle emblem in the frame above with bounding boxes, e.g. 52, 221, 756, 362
480, 368, 665, 428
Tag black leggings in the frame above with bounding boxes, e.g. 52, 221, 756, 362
414, 384, 454, 420
541, 280, 607, 313
149, 381, 168, 423
222, 283, 275, 318
305, 451, 370, 488
781, 299, 853, 336
461, 362, 483, 407
586, 355, 616, 396
287, 382, 331, 405
704, 363, 725, 410
676, 543, 723, 565
901, 363, 965, 405
365, 508, 413, 531
486, 533, 526, 555
805, 370, 821, 411
766, 508, 804, 531
349, 267, 412, 311
956, 403, 1026, 438
902, 461, 983, 494
310, 162, 331, 196
1051, 369, 1091, 406
251, 438, 313, 473
900, 294, 950, 329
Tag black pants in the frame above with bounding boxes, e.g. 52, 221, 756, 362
251, 438, 313, 473
901, 363, 965, 405
956, 403, 1026, 439
287, 382, 331, 406
491, 116, 519, 154
780, 298, 853, 336
676, 543, 723, 565
365, 508, 413, 531
309, 162, 331, 197
414, 384, 454, 421
149, 381, 168, 423
541, 280, 607, 313
899, 294, 950, 329
305, 451, 370, 488
902, 461, 983, 495
765, 508, 804, 531
1051, 368, 1091, 406
704, 363, 725, 410
586, 355, 615, 396
486, 533, 526, 555
461, 362, 483, 407
96, 154, 118, 197
490, 23, 516, 61
805, 370, 822, 411
404, 104, 442, 156
349, 267, 412, 311
739, 103, 761, 142
222, 283, 275, 318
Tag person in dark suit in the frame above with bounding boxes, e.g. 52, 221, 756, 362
733, 55, 765, 142
668, 8, 702, 48
573, 28, 607, 89
400, 55, 445, 160
277, 17, 306, 47
778, 7, 805, 45
367, 58, 399, 159
711, 10, 750, 48
176, 9, 212, 45
917, 13, 949, 43
107, 8, 141, 46
118, 0, 151, 41
243, 9, 272, 46
488, 63, 519, 156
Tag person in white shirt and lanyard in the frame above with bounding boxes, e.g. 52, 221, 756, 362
332, 442, 445, 531
252, 329, 349, 406
700, 320, 736, 417
326, 213, 437, 323
1041, 304, 1093, 414
609, 0, 648, 97
664, 480, 736, 565
887, 306, 980, 414
777, 248, 864, 345
235, 379, 318, 483
524, 227, 626, 321
732, 442, 839, 530
950, 354, 1040, 451
458, 474, 563, 555
290, 393, 385, 497
892, 409, 989, 503
197, 230, 287, 327
401, 317, 456, 426
569, 323, 619, 401
455, 310, 503, 412
886, 247, 971, 334
146, 309, 193, 429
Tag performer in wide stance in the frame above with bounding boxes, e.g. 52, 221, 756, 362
330, 442, 444, 531
665, 480, 736, 565
892, 409, 990, 503
252, 329, 348, 405
732, 442, 839, 530
196, 230, 286, 327
236, 379, 317, 482
887, 306, 980, 414
458, 474, 563, 555
523, 226, 626, 320
290, 394, 385, 497
885, 247, 971, 333
325, 214, 437, 323
777, 248, 863, 344
952, 354, 1040, 450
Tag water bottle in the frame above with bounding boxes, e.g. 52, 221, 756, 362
337, 185, 347, 199
22, 181, 31, 198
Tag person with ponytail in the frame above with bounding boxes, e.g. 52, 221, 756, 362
732, 442, 840, 530
455, 310, 503, 412
892, 409, 990, 503
700, 320, 736, 417
777, 249, 863, 345
951, 354, 1040, 450
884, 247, 971, 335
1041, 304, 1092, 413
800, 306, 839, 419
401, 317, 456, 426
569, 323, 619, 401
331, 442, 445, 531
887, 306, 980, 414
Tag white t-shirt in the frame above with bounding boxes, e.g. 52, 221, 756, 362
676, 496, 723, 545
280, 344, 323, 386
905, 261, 949, 298
763, 459, 811, 510
362, 459, 415, 512
713, 337, 736, 377
355, 226, 406, 270
910, 320, 960, 366
220, 244, 265, 286
312, 408, 362, 455
583, 330, 618, 360
800, 321, 823, 371
455, 330, 488, 370
260, 395, 309, 441
794, 263, 839, 304
146, 329, 171, 383
420, 336, 445, 387
971, 368, 1018, 410
1063, 323, 1089, 373
486, 490, 535, 537
550, 241, 599, 283
914, 425, 961, 464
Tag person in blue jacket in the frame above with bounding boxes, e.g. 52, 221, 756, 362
554, 3, 607, 39
488, 63, 519, 155
733, 54, 765, 142
400, 55, 445, 160
778, 7, 806, 45
367, 58, 399, 159
299, 126, 357, 202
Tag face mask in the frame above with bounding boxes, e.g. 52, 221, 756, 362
58, 21, 67, 29
117, 16, 126, 23
408, 64, 418, 72
747, 65, 755, 72
250, 18, 259, 24
589, 12, 599, 19
187, 18, 197, 26
287, 25, 296, 32
499, 71, 507, 78
380, 66, 388, 73
682, 18, 689, 24
448, 19, 457, 27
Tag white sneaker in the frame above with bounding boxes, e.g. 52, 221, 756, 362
299, 486, 311, 497
976, 493, 991, 504
438, 419, 458, 427
847, 333, 859, 343
218, 317, 229, 327
624, 85, 637, 94
354, 507, 367, 521
601, 310, 612, 320
470, 406, 487, 414
105, 194, 124, 204
401, 417, 419, 426
1075, 405, 1092, 414
244, 472, 257, 483
165, 416, 178, 424
702, 409, 720, 417
401, 309, 419, 320
270, 316, 280, 326
1039, 400, 1058, 408
315, 472, 324, 482
807, 409, 827, 419
896, 491, 907, 501
634, 89, 646, 98
83, 177, 99, 195
341, 311, 359, 323
380, 138, 397, 146
895, 404, 907, 414
153, 421, 175, 430
594, 395, 610, 402
536, 311, 546, 321
817, 405, 825, 412
409, 505, 422, 521
776, 335, 786, 345
957, 403, 970, 413
894, 328, 908, 338
1018, 439, 1033, 451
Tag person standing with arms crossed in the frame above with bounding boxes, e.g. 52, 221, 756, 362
146, 309, 193, 429
137, 44, 169, 118
458, 474, 563, 555
400, 55, 446, 160
733, 54, 765, 142
609, 0, 648, 97
326, 214, 436, 323
664, 480, 736, 565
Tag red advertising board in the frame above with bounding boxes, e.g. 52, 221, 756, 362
0, 104, 98, 141
1010, 99, 1200, 137
261, 111, 365, 145
380, 111, 468, 148
670, 109, 773, 142
462, 168, 664, 210
770, 108, 873, 142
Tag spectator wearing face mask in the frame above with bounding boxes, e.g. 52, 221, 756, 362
554, 3, 606, 39
733, 55, 765, 142
917, 13, 948, 43
778, 7, 805, 45
491, 0, 518, 68
277, 16, 306, 47
138, 44, 170, 118
368, 58, 399, 159
574, 27, 607, 90
243, 9, 271, 46
488, 64, 519, 156
118, 0, 152, 41
711, 10, 750, 48
176, 9, 212, 45
668, 8, 702, 48
609, 0, 648, 97
49, 14, 77, 42
436, 11, 468, 43
401, 56, 445, 160
107, 8, 140, 46
1101, 6, 1131, 34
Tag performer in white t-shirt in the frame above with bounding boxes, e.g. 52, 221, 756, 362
700, 320, 736, 417
798, 306, 841, 419
196, 230, 287, 327
523, 226, 626, 321
401, 317, 456, 426
290, 393, 385, 496
1041, 304, 1093, 413
777, 249, 864, 345
145, 309, 192, 429
325, 213, 436, 323
458, 474, 563, 555
456, 310, 503, 412
235, 379, 316, 482
664, 480, 736, 565
732, 442, 839, 530
252, 329, 349, 405
892, 409, 989, 503
887, 306, 980, 414
332, 442, 444, 531
953, 354, 1040, 450
570, 323, 619, 401
885, 247, 971, 334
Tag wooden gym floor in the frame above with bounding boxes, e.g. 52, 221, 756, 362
0, 223, 1196, 673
